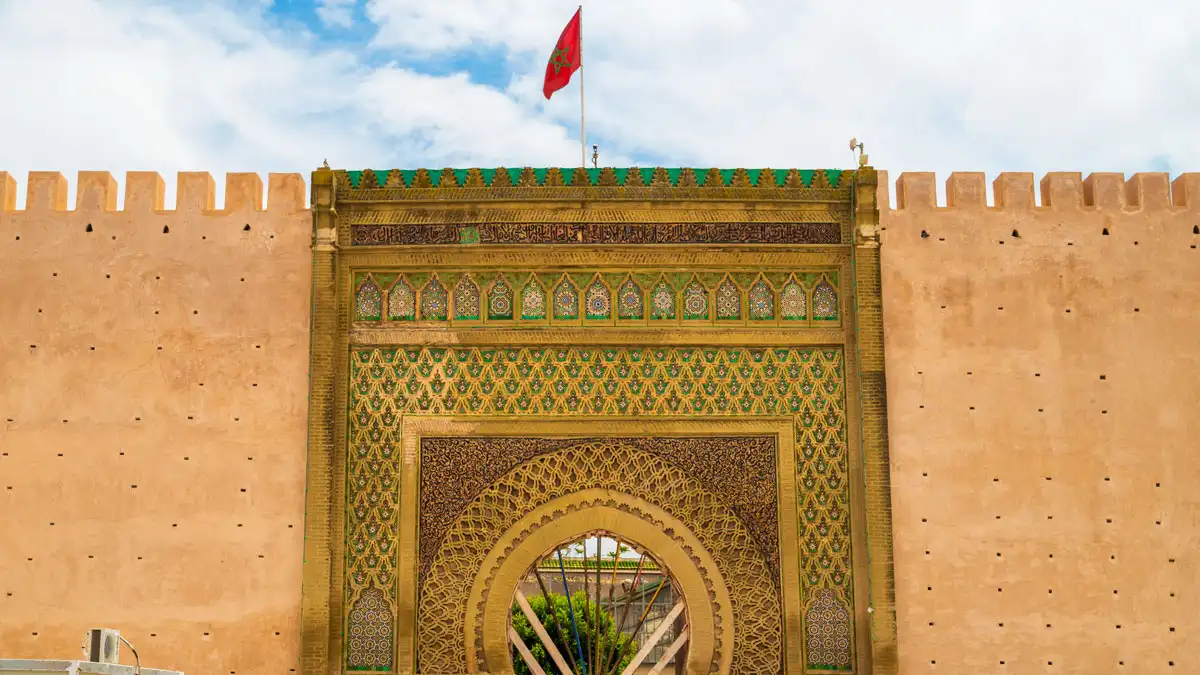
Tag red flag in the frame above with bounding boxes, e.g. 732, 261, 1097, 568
543, 8, 582, 99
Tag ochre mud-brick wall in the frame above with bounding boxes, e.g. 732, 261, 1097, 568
879, 170, 1199, 674
3, 166, 1199, 675
0, 171, 312, 675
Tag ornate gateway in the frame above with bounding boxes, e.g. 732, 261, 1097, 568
300, 166, 896, 675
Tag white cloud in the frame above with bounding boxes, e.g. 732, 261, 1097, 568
315, 0, 356, 29
0, 0, 1196, 208
366, 0, 1200, 200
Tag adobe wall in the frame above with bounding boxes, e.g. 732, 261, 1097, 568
0, 172, 312, 675
3, 167, 1198, 675
878, 171, 1199, 673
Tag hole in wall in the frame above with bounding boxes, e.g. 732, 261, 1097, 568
163, 226, 169, 234
244, 224, 251, 231
85, 223, 93, 232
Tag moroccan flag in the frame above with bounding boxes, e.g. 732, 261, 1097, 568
543, 8, 582, 99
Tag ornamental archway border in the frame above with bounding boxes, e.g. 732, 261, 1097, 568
399, 417, 799, 675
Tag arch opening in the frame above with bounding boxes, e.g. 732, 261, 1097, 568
509, 530, 689, 675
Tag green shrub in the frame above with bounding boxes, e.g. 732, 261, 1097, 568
510, 590, 637, 675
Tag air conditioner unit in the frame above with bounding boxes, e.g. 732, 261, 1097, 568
86, 628, 121, 664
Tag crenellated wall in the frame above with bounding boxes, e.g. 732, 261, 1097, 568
879, 171, 1200, 674
0, 172, 312, 675
1, 168, 1197, 675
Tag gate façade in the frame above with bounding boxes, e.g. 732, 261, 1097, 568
299, 166, 896, 675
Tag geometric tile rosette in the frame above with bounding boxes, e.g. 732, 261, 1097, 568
346, 587, 394, 671
346, 345, 853, 672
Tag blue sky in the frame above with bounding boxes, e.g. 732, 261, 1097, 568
0, 0, 1197, 207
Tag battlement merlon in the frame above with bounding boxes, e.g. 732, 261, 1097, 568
886, 171, 1200, 212
0, 171, 307, 213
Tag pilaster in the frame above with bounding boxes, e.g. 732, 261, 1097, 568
852, 167, 898, 674
301, 165, 339, 675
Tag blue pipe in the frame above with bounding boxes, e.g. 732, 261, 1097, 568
556, 549, 587, 674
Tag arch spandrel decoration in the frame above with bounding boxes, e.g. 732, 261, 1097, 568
301, 166, 896, 675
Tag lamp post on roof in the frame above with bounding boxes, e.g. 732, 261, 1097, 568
850, 138, 868, 167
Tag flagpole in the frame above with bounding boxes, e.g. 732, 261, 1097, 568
578, 5, 586, 168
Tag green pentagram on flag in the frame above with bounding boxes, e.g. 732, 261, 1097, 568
550, 46, 572, 74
